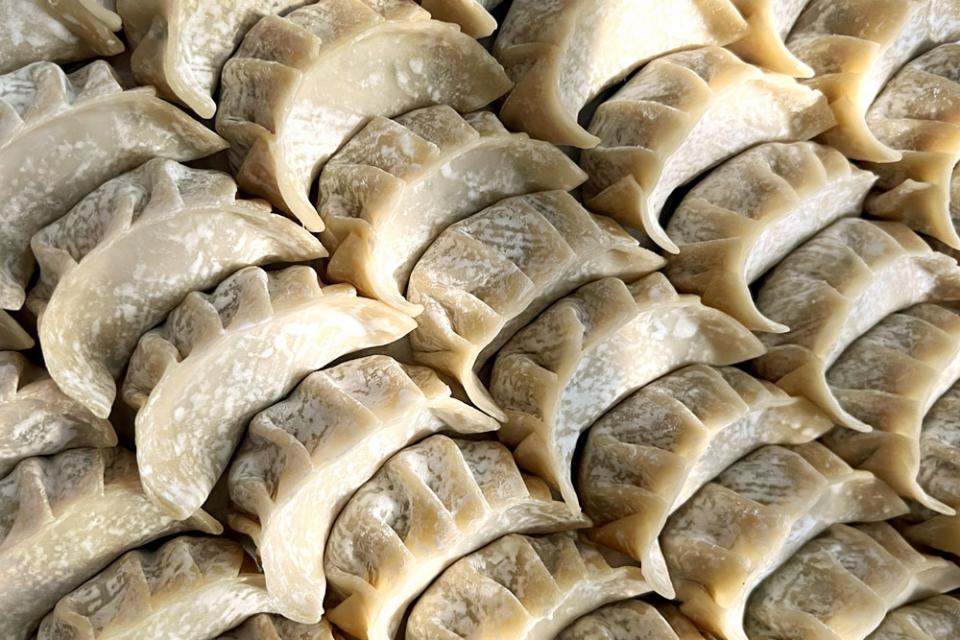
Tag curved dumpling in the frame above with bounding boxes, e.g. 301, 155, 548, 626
745, 523, 960, 639
491, 274, 765, 511
786, 0, 960, 162
29, 159, 326, 419
492, 0, 748, 147
217, 0, 512, 231
405, 532, 649, 640
866, 594, 960, 640
863, 43, 960, 247
319, 106, 586, 314
580, 46, 834, 252
557, 600, 710, 640
664, 142, 876, 331
0, 312, 33, 350
219, 615, 337, 640
0, 448, 220, 640
37, 536, 271, 640
579, 365, 834, 596
123, 266, 416, 521
663, 443, 906, 640
0, 0, 123, 73
823, 304, 960, 513
227, 355, 497, 624
754, 218, 960, 429
325, 435, 586, 640
0, 352, 115, 477
420, 0, 503, 37
725, 0, 814, 76
0, 60, 226, 311
408, 190, 663, 418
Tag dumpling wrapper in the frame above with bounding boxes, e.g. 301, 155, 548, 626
557, 600, 712, 640
725, 0, 814, 76
217, 0, 512, 231
665, 141, 876, 331
0, 59, 226, 311
491, 274, 765, 512
218, 615, 337, 640
228, 355, 497, 623
407, 190, 663, 418
581, 46, 835, 252
319, 106, 586, 315
420, 0, 504, 37
0, 311, 33, 350
123, 266, 416, 521
865, 594, 960, 640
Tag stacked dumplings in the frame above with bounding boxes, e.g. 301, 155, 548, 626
3, 1, 960, 639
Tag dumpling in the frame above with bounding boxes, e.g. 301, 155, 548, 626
492, 0, 749, 147
823, 304, 960, 513
37, 536, 271, 640
664, 142, 876, 331
217, 0, 512, 231
407, 190, 663, 418
579, 365, 834, 596
227, 355, 497, 623
580, 46, 834, 251
745, 523, 960, 639
786, 0, 960, 162
219, 615, 337, 640
0, 351, 115, 477
0, 448, 221, 640
862, 44, 960, 247
405, 532, 649, 640
754, 218, 960, 429
29, 159, 326, 419
319, 106, 587, 314
491, 274, 765, 510
0, 0, 123, 73
0, 60, 226, 311
420, 0, 503, 37
557, 600, 715, 640
123, 266, 416, 521
725, 0, 814, 76
866, 594, 960, 640
0, 311, 32, 350
324, 435, 587, 640
662, 443, 906, 640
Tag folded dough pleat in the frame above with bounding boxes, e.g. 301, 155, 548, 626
726, 0, 814, 76
227, 355, 497, 624
581, 46, 834, 252
37, 536, 272, 640
0, 60, 227, 311
319, 106, 586, 314
823, 304, 960, 513
745, 523, 960, 640
866, 594, 960, 640
665, 142, 876, 331
407, 191, 663, 419
493, 0, 748, 147
663, 443, 906, 640
491, 275, 765, 512
0, 448, 221, 640
420, 0, 503, 37
0, 311, 33, 350
755, 218, 960, 430
556, 599, 710, 640
218, 615, 337, 640
405, 532, 650, 640
217, 0, 512, 231
579, 365, 833, 597
123, 266, 417, 522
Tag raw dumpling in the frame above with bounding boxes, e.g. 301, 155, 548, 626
0, 60, 226, 311
745, 523, 960, 639
0, 448, 221, 640
0, 0, 123, 73
491, 274, 765, 511
407, 190, 663, 418
558, 600, 719, 640
0, 312, 33, 350
29, 159, 326, 419
37, 536, 271, 640
405, 532, 649, 640
579, 365, 834, 596
123, 266, 417, 521
725, 0, 814, 76
219, 615, 337, 640
866, 594, 960, 640
863, 43, 960, 247
662, 443, 906, 640
754, 218, 960, 429
580, 46, 834, 252
492, 0, 748, 147
420, 0, 504, 37
217, 0, 512, 231
319, 106, 587, 314
325, 435, 587, 640
227, 356, 497, 623
786, 0, 960, 161
823, 304, 960, 513
665, 142, 876, 331
0, 351, 115, 477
